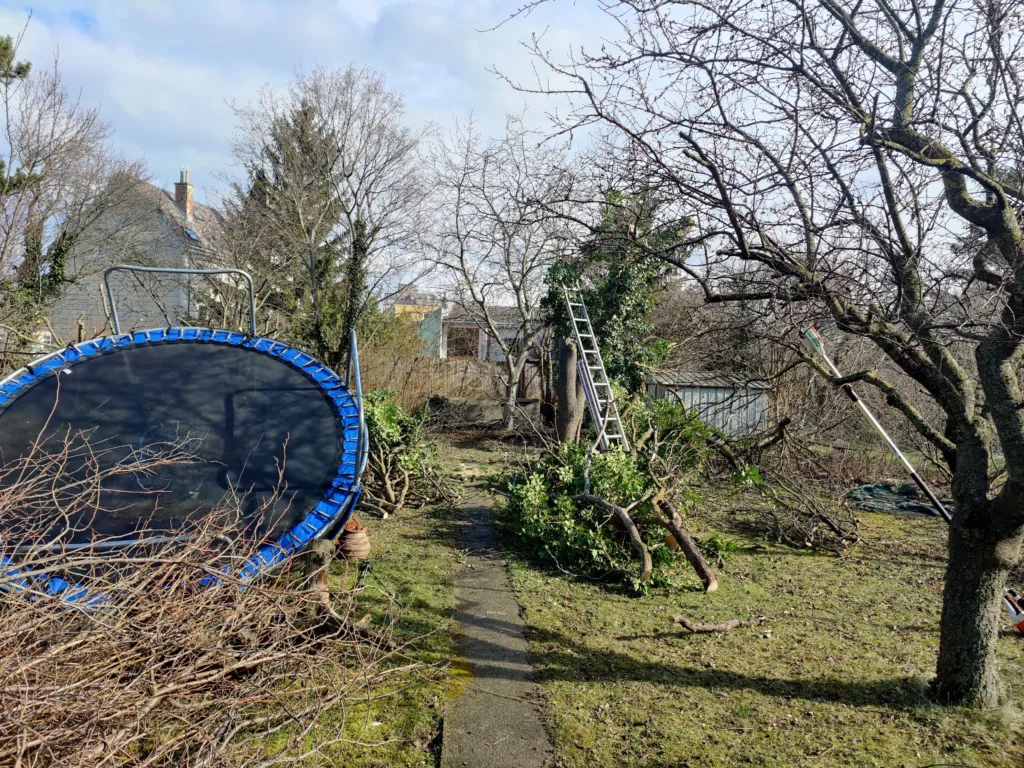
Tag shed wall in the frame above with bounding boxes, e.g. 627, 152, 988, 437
647, 383, 768, 437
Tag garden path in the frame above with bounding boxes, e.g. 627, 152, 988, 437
440, 489, 554, 768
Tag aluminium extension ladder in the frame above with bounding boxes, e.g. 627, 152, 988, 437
562, 285, 629, 451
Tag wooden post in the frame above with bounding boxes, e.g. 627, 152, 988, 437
304, 538, 335, 616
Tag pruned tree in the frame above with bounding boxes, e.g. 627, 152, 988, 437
510, 0, 1024, 706
228, 66, 430, 369
428, 116, 575, 428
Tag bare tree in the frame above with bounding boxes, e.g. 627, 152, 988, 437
0, 30, 148, 361
228, 66, 431, 368
429, 117, 574, 428
510, 0, 1024, 706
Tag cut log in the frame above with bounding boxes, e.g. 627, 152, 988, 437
654, 499, 718, 593
574, 493, 652, 583
669, 614, 768, 633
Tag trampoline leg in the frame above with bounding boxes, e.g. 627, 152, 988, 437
304, 539, 335, 616
356, 560, 397, 600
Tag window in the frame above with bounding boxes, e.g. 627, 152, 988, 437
184, 228, 200, 242
446, 325, 478, 358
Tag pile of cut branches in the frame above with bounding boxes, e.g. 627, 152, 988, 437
735, 465, 862, 552
361, 389, 460, 514
0, 441, 417, 767
505, 396, 721, 592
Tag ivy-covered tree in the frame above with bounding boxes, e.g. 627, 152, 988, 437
544, 191, 688, 440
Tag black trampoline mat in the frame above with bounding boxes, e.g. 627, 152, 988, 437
0, 343, 343, 544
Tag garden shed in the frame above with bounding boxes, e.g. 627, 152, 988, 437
646, 372, 770, 437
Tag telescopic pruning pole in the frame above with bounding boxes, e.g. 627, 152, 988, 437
802, 326, 952, 523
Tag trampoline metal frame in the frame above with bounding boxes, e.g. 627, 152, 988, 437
103, 264, 258, 336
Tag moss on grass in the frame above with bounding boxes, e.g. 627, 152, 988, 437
504, 496, 1024, 767
318, 503, 459, 767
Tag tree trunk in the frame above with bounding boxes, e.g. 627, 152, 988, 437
501, 358, 525, 430
555, 336, 585, 443
539, 337, 556, 425
934, 500, 1022, 705
341, 218, 368, 352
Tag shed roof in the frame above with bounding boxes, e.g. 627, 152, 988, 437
444, 303, 531, 329
648, 371, 770, 390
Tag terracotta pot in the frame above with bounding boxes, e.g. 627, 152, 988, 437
337, 516, 371, 560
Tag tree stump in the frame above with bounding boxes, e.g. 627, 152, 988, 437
304, 538, 334, 617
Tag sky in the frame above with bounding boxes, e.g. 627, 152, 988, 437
0, 0, 611, 204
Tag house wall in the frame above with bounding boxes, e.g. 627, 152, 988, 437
440, 323, 523, 362
47, 183, 228, 342
51, 227, 190, 342
647, 382, 768, 437
480, 327, 522, 362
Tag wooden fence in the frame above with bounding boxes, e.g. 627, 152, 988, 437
360, 354, 508, 410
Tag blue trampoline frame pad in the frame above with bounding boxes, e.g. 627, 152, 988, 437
0, 327, 367, 603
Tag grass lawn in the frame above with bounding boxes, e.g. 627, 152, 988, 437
317, 502, 459, 768
500, 493, 1024, 767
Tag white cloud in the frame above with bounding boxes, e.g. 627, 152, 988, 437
0, 0, 613, 201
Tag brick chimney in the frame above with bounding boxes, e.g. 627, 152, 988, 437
174, 168, 194, 220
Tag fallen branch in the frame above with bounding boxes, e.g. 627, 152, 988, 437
669, 614, 769, 633
653, 499, 718, 592
356, 500, 389, 519
574, 492, 652, 583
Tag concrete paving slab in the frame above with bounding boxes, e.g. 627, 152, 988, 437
441, 497, 555, 768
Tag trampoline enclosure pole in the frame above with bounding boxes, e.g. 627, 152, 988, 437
348, 329, 369, 479
104, 265, 257, 336
802, 326, 952, 523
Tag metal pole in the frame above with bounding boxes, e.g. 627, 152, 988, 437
103, 265, 257, 336
802, 326, 953, 523
349, 328, 368, 478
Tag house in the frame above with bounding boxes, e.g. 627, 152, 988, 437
438, 304, 539, 362
391, 292, 539, 363
392, 283, 440, 323
50, 170, 227, 342
646, 371, 770, 437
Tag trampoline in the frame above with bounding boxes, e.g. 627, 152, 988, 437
0, 266, 367, 602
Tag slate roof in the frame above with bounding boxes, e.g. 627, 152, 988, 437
444, 303, 533, 329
